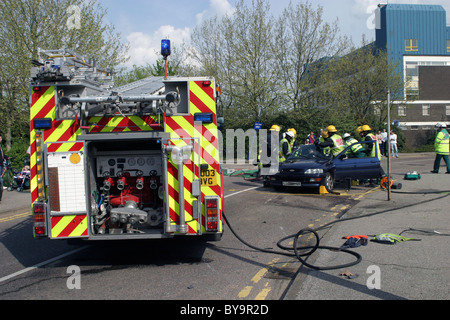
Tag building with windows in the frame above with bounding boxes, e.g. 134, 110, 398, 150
374, 3, 450, 148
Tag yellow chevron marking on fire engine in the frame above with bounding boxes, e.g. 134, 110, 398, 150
51, 215, 75, 237
87, 116, 157, 132
46, 123, 79, 145
166, 168, 200, 232
50, 216, 88, 238
47, 142, 84, 153
130, 116, 155, 130
168, 116, 219, 164
30, 87, 55, 120
190, 81, 215, 109
102, 118, 122, 133
173, 116, 194, 136
69, 216, 88, 237
182, 165, 223, 231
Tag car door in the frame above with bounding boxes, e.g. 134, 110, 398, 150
334, 143, 381, 180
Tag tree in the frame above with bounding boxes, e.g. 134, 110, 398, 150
273, 1, 350, 113
190, 0, 279, 128
316, 42, 405, 129
0, 0, 128, 151
115, 45, 186, 87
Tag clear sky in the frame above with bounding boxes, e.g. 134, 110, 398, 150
96, 0, 450, 68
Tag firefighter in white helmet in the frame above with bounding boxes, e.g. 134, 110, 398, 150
343, 133, 366, 158
431, 122, 450, 173
280, 130, 294, 163
287, 128, 299, 152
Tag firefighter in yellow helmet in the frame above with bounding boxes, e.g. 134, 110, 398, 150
316, 125, 345, 157
360, 125, 381, 160
270, 124, 281, 132
356, 126, 363, 137
317, 130, 331, 155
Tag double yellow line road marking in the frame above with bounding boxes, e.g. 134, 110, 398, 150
0, 211, 31, 223
235, 187, 377, 300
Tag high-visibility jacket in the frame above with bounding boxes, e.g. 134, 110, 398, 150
435, 129, 450, 155
330, 134, 345, 156
344, 137, 365, 156
318, 136, 331, 155
279, 138, 292, 162
365, 133, 381, 160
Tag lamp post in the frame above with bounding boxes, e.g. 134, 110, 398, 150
387, 89, 391, 201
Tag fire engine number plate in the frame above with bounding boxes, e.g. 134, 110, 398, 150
201, 169, 217, 186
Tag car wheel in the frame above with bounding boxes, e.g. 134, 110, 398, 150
323, 173, 334, 192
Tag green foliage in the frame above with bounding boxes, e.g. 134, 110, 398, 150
4, 137, 29, 169
185, 0, 401, 146
0, 0, 128, 151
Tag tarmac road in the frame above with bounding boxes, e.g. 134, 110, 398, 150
0, 152, 447, 302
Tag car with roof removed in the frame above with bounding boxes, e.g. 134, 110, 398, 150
266, 141, 385, 192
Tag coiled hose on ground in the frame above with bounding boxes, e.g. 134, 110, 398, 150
222, 189, 450, 270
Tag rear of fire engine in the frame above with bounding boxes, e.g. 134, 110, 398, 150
29, 48, 224, 241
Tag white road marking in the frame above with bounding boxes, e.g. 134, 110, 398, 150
0, 247, 87, 283
224, 186, 259, 198
0, 186, 258, 284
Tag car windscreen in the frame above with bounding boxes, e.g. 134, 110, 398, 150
287, 145, 331, 161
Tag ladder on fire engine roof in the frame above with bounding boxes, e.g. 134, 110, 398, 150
111, 76, 165, 96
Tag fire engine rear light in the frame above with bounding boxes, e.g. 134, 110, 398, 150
35, 227, 46, 235
33, 118, 52, 130
34, 214, 45, 222
33, 202, 47, 237
205, 197, 219, 231
33, 203, 45, 214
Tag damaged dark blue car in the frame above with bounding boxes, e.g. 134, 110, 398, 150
267, 141, 385, 192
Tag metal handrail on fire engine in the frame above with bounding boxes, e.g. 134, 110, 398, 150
163, 142, 194, 234
59, 91, 180, 105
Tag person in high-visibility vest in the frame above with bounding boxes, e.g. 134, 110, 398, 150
317, 130, 331, 156
431, 122, 450, 173
316, 125, 345, 157
360, 125, 381, 160
343, 133, 366, 158
287, 128, 299, 152
280, 131, 294, 163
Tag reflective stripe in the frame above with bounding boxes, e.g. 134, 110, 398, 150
435, 130, 450, 155
51, 215, 88, 238
366, 133, 381, 160
279, 138, 291, 162
164, 80, 222, 234
330, 135, 345, 156
345, 138, 364, 154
